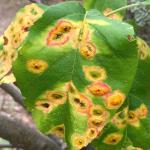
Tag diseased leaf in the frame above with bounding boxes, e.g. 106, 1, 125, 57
0, 3, 47, 84
92, 38, 150, 150
12, 1, 138, 149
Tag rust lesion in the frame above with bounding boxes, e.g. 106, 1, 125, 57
45, 90, 67, 105
35, 89, 67, 114
104, 90, 126, 109
79, 42, 96, 59
70, 93, 92, 114
136, 103, 148, 119
88, 81, 111, 96
86, 128, 98, 140
46, 20, 76, 46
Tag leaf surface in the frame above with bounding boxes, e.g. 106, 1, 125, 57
12, 2, 138, 149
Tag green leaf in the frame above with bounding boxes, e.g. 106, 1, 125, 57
126, 38, 150, 149
84, 0, 127, 20
12, 1, 138, 149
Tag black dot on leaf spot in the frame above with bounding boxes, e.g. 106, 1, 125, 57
111, 138, 116, 143
41, 103, 50, 108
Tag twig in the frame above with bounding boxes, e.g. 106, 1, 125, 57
0, 83, 24, 106
0, 112, 61, 150
106, 1, 150, 16
0, 144, 15, 148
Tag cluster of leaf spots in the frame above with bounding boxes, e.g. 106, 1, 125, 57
111, 103, 148, 129
35, 87, 67, 113
84, 65, 126, 110
0, 3, 44, 83
68, 82, 106, 149
128, 103, 148, 128
46, 18, 97, 60
78, 24, 96, 59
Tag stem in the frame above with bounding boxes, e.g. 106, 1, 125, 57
106, 1, 150, 16
0, 83, 24, 107
0, 112, 61, 150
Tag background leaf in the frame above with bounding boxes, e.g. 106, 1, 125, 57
0, 3, 47, 84
84, 0, 127, 20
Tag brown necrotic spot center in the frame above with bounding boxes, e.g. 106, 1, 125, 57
74, 98, 80, 104
90, 71, 100, 78
41, 103, 50, 108
52, 93, 63, 99
53, 33, 63, 40
3, 36, 8, 45
93, 109, 103, 116
62, 26, 71, 33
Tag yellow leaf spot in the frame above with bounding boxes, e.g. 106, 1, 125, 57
90, 105, 109, 119
83, 65, 107, 82
136, 103, 148, 119
25, 3, 44, 18
103, 132, 123, 145
26, 59, 48, 74
112, 107, 128, 128
80, 42, 96, 59
128, 110, 140, 127
105, 90, 125, 109
45, 91, 67, 105
86, 128, 98, 140
137, 37, 149, 60
49, 124, 65, 138
88, 116, 106, 130
72, 134, 87, 149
